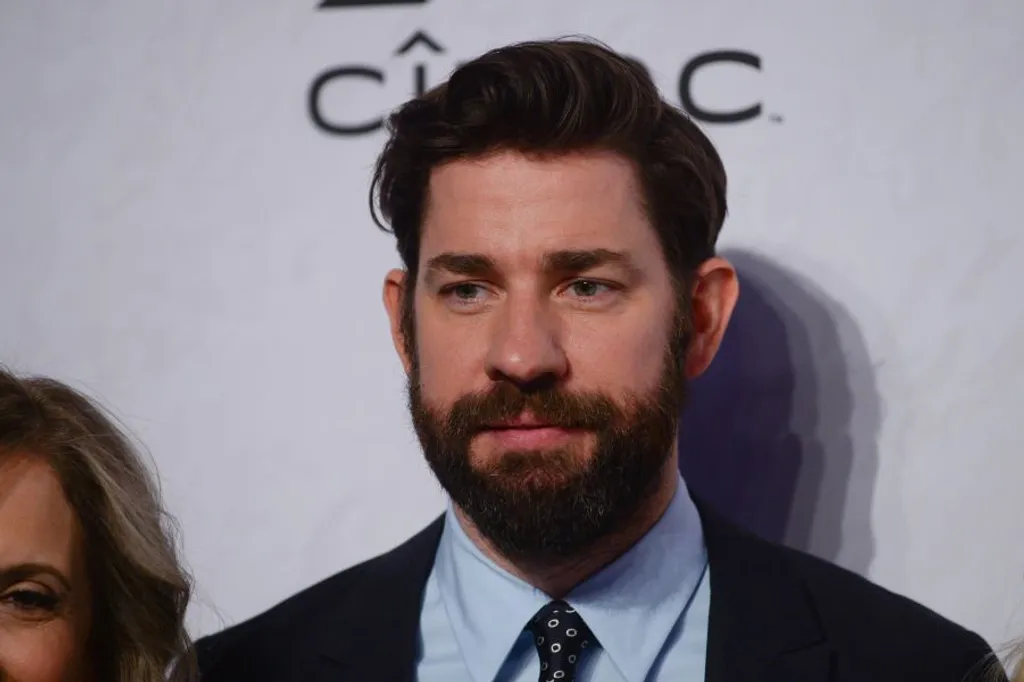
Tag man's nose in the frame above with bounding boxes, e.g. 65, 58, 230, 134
484, 296, 568, 389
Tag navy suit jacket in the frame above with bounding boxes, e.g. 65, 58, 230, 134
196, 501, 999, 682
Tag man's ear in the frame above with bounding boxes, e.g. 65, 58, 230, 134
684, 257, 739, 378
383, 269, 413, 374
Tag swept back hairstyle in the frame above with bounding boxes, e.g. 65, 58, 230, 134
0, 367, 196, 681
369, 38, 728, 351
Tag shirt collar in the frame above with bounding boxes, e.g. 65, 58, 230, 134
434, 475, 707, 682
434, 503, 550, 682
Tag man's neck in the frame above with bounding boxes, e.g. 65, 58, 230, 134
454, 464, 680, 598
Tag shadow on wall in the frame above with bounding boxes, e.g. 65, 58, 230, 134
679, 248, 882, 576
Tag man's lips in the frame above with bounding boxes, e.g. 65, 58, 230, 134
485, 417, 554, 429
480, 417, 581, 448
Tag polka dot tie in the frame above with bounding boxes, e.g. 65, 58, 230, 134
527, 600, 595, 682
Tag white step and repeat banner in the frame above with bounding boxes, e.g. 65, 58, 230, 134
1, 1, 1022, 647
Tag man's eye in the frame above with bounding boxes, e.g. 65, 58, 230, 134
442, 283, 489, 305
452, 283, 484, 299
568, 280, 610, 298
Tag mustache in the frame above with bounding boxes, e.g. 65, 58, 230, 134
439, 383, 620, 436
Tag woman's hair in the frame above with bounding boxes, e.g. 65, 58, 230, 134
0, 367, 196, 681
974, 640, 1023, 682
1004, 641, 1024, 682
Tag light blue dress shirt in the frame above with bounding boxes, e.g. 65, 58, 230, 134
416, 476, 711, 682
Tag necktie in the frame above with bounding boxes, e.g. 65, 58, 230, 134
527, 600, 595, 682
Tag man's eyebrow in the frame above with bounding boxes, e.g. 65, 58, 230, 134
541, 249, 640, 275
421, 248, 640, 285
423, 253, 497, 285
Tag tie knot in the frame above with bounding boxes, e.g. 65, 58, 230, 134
527, 600, 595, 682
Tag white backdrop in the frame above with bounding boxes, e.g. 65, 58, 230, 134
1, 0, 1022, 649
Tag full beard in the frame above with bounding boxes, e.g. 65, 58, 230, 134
407, 312, 690, 565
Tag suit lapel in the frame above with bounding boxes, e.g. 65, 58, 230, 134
698, 499, 836, 682
308, 516, 446, 682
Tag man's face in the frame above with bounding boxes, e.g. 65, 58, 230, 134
387, 150, 694, 562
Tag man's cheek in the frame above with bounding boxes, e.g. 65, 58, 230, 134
417, 362, 461, 404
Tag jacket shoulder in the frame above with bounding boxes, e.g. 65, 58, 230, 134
195, 516, 444, 680
779, 543, 997, 680
195, 561, 362, 675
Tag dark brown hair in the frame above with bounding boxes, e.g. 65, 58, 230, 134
0, 367, 196, 682
369, 37, 728, 346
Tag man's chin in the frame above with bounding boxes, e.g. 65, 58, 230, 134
456, 487, 615, 565
474, 448, 591, 486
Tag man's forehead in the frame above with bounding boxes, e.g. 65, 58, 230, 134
417, 150, 659, 271
422, 150, 645, 223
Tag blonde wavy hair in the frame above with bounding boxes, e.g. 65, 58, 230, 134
1005, 642, 1024, 682
975, 640, 1023, 682
0, 367, 196, 681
